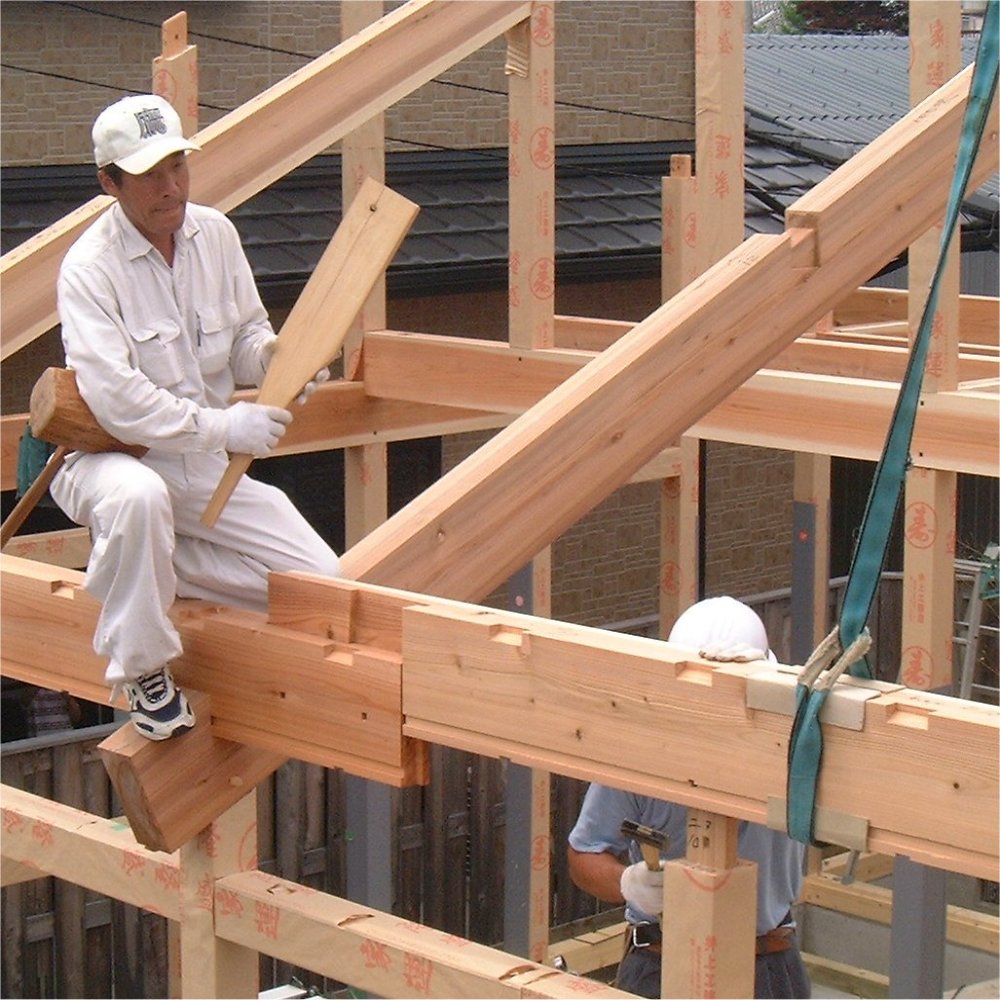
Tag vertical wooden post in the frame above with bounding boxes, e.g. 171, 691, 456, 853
506, 2, 555, 960
661, 809, 756, 998
900, 1, 961, 692
177, 793, 260, 998
152, 11, 198, 136
660, 154, 699, 635
342, 1, 390, 551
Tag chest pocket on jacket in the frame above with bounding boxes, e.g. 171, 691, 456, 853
196, 302, 238, 375
131, 319, 185, 387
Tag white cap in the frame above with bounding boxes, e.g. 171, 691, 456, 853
93, 94, 199, 174
668, 595, 770, 655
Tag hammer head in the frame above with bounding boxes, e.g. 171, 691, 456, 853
621, 819, 669, 870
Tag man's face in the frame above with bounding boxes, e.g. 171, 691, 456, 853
99, 152, 190, 246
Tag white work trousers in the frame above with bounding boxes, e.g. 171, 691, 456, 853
50, 449, 342, 687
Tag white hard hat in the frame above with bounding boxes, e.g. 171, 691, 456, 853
668, 596, 770, 654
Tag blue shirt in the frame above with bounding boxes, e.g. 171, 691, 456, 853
568, 783, 804, 933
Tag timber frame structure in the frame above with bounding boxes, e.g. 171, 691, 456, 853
1, 2, 998, 997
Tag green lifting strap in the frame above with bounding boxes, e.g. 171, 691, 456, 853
787, 2, 1000, 847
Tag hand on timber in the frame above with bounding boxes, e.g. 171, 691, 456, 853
620, 860, 665, 916
698, 639, 768, 663
224, 401, 292, 457
295, 365, 331, 405
262, 337, 331, 405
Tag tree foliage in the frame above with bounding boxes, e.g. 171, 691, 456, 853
783, 1, 909, 35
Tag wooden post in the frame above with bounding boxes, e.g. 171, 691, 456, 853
661, 809, 756, 998
177, 792, 260, 998
506, 3, 555, 961
152, 11, 198, 136
900, 1, 961, 692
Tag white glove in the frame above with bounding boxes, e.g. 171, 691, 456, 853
620, 861, 664, 916
699, 639, 767, 663
294, 365, 330, 405
223, 401, 292, 457
261, 339, 330, 405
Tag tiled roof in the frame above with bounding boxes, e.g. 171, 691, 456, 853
2, 34, 995, 298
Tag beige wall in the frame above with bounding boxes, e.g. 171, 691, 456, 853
0, 0, 694, 166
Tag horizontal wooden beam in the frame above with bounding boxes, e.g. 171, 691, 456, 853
0, 555, 429, 791
0, 784, 628, 997
214, 869, 627, 998
0, 785, 182, 916
802, 872, 999, 954
833, 288, 1000, 346
5, 568, 996, 877
362, 331, 998, 476
0, 385, 507, 493
0, 0, 532, 359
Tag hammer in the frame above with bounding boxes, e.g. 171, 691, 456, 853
620, 819, 669, 870
0, 368, 144, 549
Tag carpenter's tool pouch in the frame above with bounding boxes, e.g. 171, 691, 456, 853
17, 426, 58, 506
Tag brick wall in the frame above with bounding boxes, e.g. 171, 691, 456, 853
0, 1, 694, 166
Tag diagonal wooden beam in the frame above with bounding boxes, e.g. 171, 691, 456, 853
0, 0, 532, 360
339, 66, 997, 599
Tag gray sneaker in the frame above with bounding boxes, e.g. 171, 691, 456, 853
122, 665, 195, 741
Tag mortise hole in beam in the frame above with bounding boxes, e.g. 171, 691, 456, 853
674, 662, 714, 686
884, 704, 931, 730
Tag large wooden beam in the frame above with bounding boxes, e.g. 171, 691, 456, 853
0, 0, 532, 359
339, 65, 998, 599
5, 566, 997, 880
0, 555, 429, 793
361, 331, 997, 474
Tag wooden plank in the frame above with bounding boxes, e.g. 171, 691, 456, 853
0, 0, 532, 359
1, 527, 91, 569
212, 869, 631, 998
201, 178, 419, 525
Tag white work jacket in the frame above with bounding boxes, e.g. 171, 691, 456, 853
57, 201, 276, 458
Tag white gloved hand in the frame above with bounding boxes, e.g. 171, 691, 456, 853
699, 639, 767, 663
295, 365, 330, 405
223, 401, 292, 457
620, 861, 665, 916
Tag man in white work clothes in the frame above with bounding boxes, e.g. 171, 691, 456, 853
50, 94, 341, 740
568, 596, 811, 998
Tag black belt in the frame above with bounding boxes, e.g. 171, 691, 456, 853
629, 920, 795, 956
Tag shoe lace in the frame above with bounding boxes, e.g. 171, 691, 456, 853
136, 669, 169, 704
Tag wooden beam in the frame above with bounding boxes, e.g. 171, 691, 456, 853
833, 289, 1000, 346
361, 332, 998, 477
0, 784, 630, 998
0, 555, 429, 791
5, 569, 997, 879
340, 66, 998, 597
802, 872, 999, 954
0, 0, 532, 359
